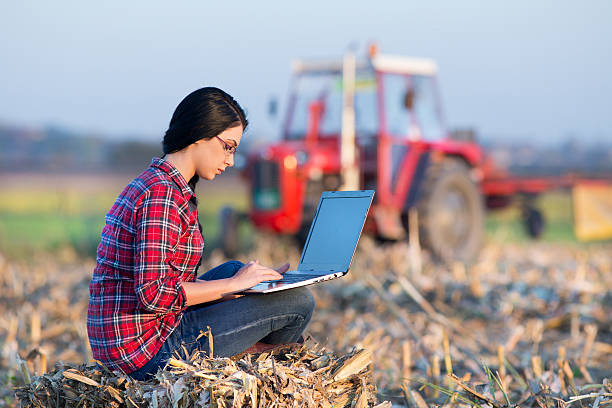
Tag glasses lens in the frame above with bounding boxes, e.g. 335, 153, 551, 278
217, 136, 236, 155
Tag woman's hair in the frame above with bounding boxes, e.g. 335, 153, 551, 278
162, 88, 247, 258
162, 87, 248, 192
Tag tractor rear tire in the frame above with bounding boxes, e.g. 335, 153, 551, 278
417, 158, 484, 263
219, 206, 240, 258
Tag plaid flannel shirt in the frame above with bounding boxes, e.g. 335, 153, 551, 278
87, 157, 204, 373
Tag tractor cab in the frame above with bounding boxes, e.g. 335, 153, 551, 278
284, 54, 453, 189
286, 55, 446, 141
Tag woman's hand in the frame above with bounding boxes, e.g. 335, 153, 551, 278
275, 262, 290, 274
230, 260, 285, 291
182, 260, 291, 305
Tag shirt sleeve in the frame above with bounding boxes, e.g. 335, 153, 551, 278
133, 183, 188, 314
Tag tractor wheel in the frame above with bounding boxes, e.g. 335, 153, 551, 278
295, 223, 310, 248
295, 205, 316, 248
417, 158, 484, 263
219, 206, 240, 258
522, 205, 545, 238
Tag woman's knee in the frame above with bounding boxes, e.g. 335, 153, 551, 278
287, 287, 316, 320
226, 260, 245, 275
199, 260, 244, 280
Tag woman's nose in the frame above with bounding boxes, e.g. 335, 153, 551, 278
225, 154, 234, 167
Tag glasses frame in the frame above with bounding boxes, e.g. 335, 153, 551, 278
215, 135, 237, 155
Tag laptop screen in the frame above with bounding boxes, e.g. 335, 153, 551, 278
298, 190, 374, 272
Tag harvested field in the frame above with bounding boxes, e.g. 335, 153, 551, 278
15, 345, 382, 408
1, 237, 611, 407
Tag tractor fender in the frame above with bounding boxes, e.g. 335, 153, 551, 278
219, 206, 249, 258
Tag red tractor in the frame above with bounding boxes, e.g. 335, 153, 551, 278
220, 47, 564, 262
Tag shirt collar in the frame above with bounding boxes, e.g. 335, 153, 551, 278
150, 156, 194, 199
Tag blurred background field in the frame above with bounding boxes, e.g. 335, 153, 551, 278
4, 170, 611, 406
0, 173, 250, 260
0, 173, 582, 262
0, 165, 610, 406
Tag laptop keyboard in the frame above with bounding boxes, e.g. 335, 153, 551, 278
261, 273, 331, 284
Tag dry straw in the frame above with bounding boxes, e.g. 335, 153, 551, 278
16, 342, 391, 407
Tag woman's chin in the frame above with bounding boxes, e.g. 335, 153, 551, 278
196, 168, 220, 181
196, 172, 215, 181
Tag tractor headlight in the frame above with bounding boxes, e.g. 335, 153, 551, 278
283, 155, 297, 170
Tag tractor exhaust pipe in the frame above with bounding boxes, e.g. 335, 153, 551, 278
340, 50, 359, 191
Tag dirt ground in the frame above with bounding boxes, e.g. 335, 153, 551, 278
2, 236, 611, 406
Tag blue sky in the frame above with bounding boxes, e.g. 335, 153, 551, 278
1, 1, 610, 144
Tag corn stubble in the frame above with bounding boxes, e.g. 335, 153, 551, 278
15, 343, 383, 408
2, 234, 612, 407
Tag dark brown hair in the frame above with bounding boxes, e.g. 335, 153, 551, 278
162, 87, 248, 192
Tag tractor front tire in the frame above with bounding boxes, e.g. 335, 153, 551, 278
219, 206, 240, 258
417, 159, 484, 263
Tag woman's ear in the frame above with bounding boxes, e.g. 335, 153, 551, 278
191, 139, 208, 150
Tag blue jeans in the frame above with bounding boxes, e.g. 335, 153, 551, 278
129, 261, 315, 380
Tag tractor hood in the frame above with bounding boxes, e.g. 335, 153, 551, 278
249, 139, 341, 176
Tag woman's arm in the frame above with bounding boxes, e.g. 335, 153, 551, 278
133, 183, 290, 309
181, 261, 287, 306
133, 185, 189, 314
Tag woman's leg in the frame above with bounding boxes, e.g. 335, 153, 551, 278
128, 343, 171, 381
198, 260, 244, 281
129, 262, 315, 380
168, 286, 314, 358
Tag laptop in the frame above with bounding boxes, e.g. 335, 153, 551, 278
244, 190, 375, 294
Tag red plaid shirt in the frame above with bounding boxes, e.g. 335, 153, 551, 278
87, 157, 204, 373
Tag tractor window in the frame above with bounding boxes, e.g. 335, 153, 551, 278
287, 74, 342, 140
354, 74, 378, 137
286, 72, 378, 140
381, 73, 412, 137
412, 75, 445, 140
381, 73, 445, 140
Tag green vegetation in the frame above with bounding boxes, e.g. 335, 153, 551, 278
0, 213, 104, 258
0, 179, 249, 260
0, 181, 600, 261
485, 191, 578, 243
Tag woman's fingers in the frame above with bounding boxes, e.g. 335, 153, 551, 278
235, 262, 282, 287
255, 264, 282, 280
275, 263, 290, 274
245, 260, 287, 276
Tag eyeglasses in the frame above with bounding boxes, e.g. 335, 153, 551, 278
215, 135, 237, 155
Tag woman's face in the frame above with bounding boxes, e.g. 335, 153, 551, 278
191, 125, 243, 180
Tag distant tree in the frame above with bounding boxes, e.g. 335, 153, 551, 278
107, 140, 161, 171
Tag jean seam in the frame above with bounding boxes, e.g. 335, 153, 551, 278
209, 313, 305, 339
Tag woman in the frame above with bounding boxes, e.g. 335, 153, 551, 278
87, 87, 315, 380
